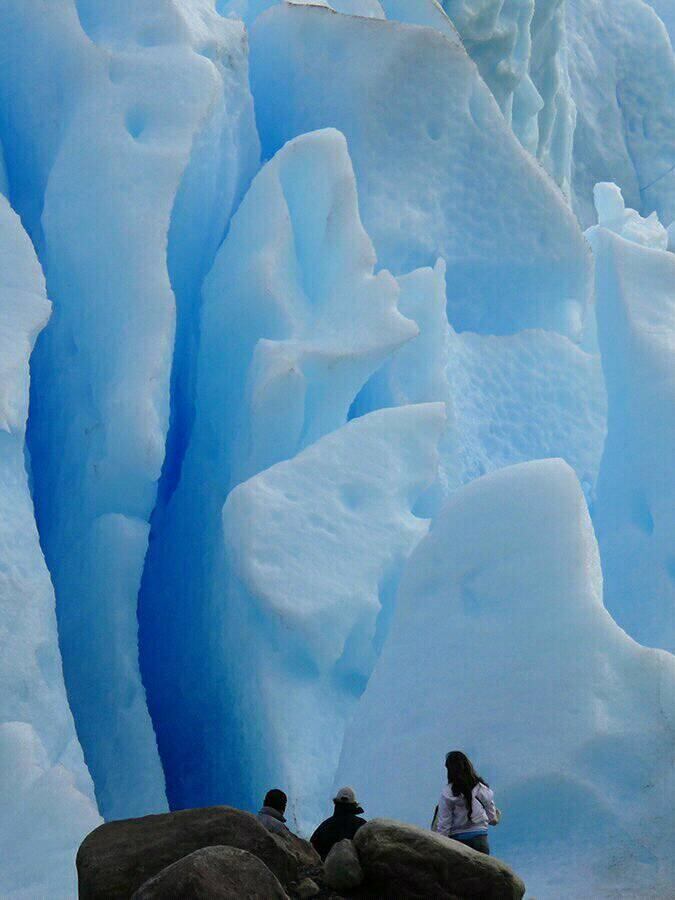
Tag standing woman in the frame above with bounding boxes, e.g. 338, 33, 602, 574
432, 750, 501, 854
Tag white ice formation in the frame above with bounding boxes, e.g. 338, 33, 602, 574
586, 188, 675, 653
0, 1, 672, 897
336, 460, 675, 899
0, 192, 100, 899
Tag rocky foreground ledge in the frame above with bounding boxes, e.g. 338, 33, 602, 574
77, 806, 525, 899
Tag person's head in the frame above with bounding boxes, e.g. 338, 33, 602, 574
333, 786, 364, 814
444, 751, 486, 821
264, 788, 287, 814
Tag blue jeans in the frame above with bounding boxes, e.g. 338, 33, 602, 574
453, 834, 490, 855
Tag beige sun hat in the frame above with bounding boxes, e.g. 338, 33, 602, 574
333, 786, 364, 812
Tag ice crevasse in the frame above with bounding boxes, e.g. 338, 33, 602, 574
0, 0, 673, 898
0, 193, 100, 899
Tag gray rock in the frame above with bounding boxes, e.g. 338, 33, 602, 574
130, 845, 289, 899
77, 806, 297, 898
353, 819, 525, 900
324, 839, 364, 892
295, 876, 321, 898
271, 826, 322, 871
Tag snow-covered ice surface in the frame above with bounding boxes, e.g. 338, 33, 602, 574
336, 459, 675, 898
250, 4, 591, 336
0, 1, 673, 896
0, 194, 100, 899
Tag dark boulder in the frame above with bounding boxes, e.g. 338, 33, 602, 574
130, 845, 288, 899
353, 819, 525, 899
324, 839, 364, 892
272, 826, 322, 871
77, 806, 297, 898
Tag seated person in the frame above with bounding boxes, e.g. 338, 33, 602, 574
310, 787, 367, 860
257, 788, 291, 836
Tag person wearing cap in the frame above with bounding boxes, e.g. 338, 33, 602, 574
310, 787, 367, 860
257, 788, 292, 836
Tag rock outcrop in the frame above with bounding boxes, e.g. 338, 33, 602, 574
77, 806, 298, 898
130, 845, 289, 899
77, 809, 526, 899
353, 819, 525, 900
324, 839, 364, 892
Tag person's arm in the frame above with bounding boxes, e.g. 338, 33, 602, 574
434, 791, 454, 835
310, 823, 326, 858
477, 785, 500, 825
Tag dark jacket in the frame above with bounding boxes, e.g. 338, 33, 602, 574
310, 802, 367, 860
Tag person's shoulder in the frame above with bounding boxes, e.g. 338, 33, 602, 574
441, 784, 455, 800
476, 782, 494, 799
312, 816, 332, 835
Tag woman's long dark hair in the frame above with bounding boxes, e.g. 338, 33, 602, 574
445, 751, 488, 822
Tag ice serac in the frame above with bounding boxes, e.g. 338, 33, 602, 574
591, 181, 669, 250
250, 4, 590, 336
0, 194, 101, 899
139, 127, 417, 811
336, 459, 675, 899
352, 257, 606, 504
441, 0, 575, 196
223, 403, 445, 832
0, 0, 259, 820
445, 326, 607, 497
644, 0, 675, 43
566, 0, 675, 228
587, 216, 675, 653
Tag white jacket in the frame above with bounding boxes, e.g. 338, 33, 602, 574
434, 782, 499, 837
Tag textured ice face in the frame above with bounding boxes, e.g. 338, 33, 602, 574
587, 223, 675, 653
445, 326, 607, 498
592, 182, 669, 250
566, 0, 675, 229
442, 0, 575, 195
0, 0, 259, 821
0, 194, 100, 899
336, 459, 675, 898
0, 2, 672, 894
250, 3, 591, 336
222, 403, 445, 830
139, 127, 421, 811
351, 257, 607, 507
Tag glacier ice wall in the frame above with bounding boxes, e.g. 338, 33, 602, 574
336, 459, 675, 898
0, 192, 100, 899
139, 127, 422, 810
0, 0, 673, 895
587, 204, 675, 653
351, 256, 607, 503
0, 0, 259, 820
566, 0, 675, 229
250, 3, 591, 336
223, 401, 445, 832
441, 0, 576, 195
